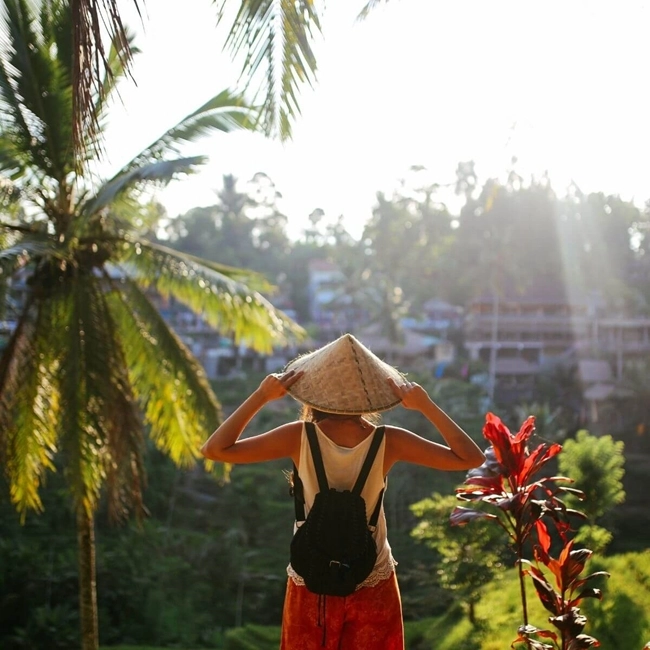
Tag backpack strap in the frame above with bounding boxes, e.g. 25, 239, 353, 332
354, 425, 386, 529
352, 426, 385, 496
368, 482, 385, 529
292, 463, 306, 522
305, 421, 330, 492
298, 422, 387, 527
293, 422, 327, 522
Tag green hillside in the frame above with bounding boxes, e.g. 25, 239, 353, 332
410, 550, 650, 650
133, 550, 647, 650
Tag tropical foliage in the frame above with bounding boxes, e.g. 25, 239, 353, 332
70, 0, 326, 147
452, 413, 610, 649
558, 430, 626, 553
0, 1, 303, 648
410, 493, 506, 624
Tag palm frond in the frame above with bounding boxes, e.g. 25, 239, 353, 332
71, 0, 141, 159
151, 240, 276, 292
68, 272, 145, 521
106, 276, 224, 471
90, 27, 140, 133
216, 0, 322, 140
1, 0, 74, 178
117, 88, 256, 173
0, 39, 47, 175
50, 272, 144, 516
356, 0, 391, 21
0, 236, 61, 282
81, 156, 206, 217
0, 293, 60, 517
118, 238, 305, 353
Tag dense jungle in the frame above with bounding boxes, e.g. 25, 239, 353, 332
1, 0, 649, 648
2, 167, 650, 649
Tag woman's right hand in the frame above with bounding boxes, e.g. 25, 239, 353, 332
257, 370, 303, 402
387, 377, 431, 411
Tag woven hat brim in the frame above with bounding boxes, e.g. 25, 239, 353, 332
284, 334, 406, 415
286, 392, 403, 415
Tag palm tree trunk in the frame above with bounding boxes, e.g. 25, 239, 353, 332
77, 507, 99, 650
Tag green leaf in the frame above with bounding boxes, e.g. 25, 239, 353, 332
116, 88, 257, 173
1, 0, 74, 177
215, 0, 322, 139
0, 293, 60, 517
117, 238, 305, 352
66, 273, 145, 520
82, 156, 206, 216
106, 276, 222, 470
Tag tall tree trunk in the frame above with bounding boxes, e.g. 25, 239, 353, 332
77, 507, 99, 650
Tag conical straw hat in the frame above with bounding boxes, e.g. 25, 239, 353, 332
284, 333, 406, 414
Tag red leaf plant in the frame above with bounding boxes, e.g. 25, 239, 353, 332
512, 541, 609, 649
451, 412, 608, 649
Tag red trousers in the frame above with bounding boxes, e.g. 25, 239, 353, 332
280, 573, 404, 649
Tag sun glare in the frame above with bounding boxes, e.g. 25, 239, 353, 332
101, 0, 650, 240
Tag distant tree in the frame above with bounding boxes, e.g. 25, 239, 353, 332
167, 173, 291, 280
361, 187, 455, 307
558, 430, 626, 552
245, 172, 292, 281
558, 188, 645, 313
411, 493, 505, 625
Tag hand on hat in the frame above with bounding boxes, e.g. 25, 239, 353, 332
258, 370, 304, 402
387, 377, 429, 411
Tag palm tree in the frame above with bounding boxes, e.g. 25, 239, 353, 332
70, 0, 396, 150
0, 2, 303, 649
71, 0, 324, 150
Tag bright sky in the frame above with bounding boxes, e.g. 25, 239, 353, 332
104, 0, 650, 239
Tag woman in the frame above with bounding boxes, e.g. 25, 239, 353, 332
201, 334, 485, 649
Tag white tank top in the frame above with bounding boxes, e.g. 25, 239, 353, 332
287, 422, 397, 589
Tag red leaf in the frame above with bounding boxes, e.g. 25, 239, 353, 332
559, 539, 575, 566
563, 548, 593, 586
463, 475, 504, 491
520, 442, 562, 484
566, 634, 601, 649
536, 519, 552, 554
570, 587, 604, 606
449, 506, 498, 526
529, 571, 561, 615
483, 413, 517, 471
550, 609, 587, 636
514, 415, 536, 443
558, 486, 586, 500
572, 571, 610, 593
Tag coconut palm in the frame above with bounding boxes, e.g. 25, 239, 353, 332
0, 1, 303, 649
70, 0, 324, 149
70, 0, 397, 150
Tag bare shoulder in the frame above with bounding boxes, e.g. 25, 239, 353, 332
383, 424, 418, 472
264, 420, 303, 449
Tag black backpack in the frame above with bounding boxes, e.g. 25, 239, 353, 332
289, 422, 386, 597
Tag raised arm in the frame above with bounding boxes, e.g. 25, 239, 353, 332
384, 378, 485, 473
200, 371, 303, 464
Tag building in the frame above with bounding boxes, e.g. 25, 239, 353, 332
355, 323, 455, 375
464, 288, 650, 404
